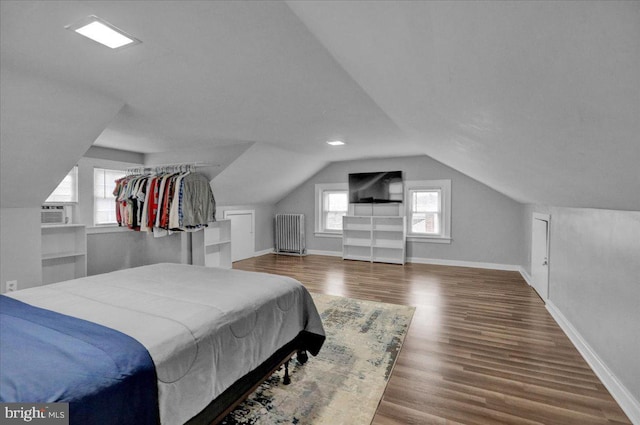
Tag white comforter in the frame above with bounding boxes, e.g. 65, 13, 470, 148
8, 263, 325, 425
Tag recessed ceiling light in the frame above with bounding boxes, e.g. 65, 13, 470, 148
327, 140, 345, 146
66, 16, 140, 50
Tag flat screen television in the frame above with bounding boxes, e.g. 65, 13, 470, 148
348, 171, 403, 204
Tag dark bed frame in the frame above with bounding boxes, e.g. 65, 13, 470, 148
185, 331, 315, 425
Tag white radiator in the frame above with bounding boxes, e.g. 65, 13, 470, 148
275, 214, 306, 256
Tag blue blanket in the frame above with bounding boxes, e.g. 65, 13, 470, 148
0, 295, 159, 425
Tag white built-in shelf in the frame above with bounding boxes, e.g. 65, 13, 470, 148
373, 240, 405, 249
352, 203, 403, 217
41, 251, 87, 261
345, 223, 371, 231
343, 238, 371, 247
192, 220, 232, 269
41, 224, 87, 284
342, 215, 406, 265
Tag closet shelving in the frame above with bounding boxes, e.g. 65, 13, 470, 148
41, 224, 87, 284
342, 215, 406, 265
191, 219, 232, 269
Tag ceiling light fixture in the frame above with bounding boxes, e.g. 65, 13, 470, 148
66, 16, 140, 49
326, 140, 345, 146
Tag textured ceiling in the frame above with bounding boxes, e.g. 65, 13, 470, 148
1, 1, 638, 209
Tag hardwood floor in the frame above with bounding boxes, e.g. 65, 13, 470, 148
233, 254, 631, 425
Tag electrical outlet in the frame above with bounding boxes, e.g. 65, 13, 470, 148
6, 280, 18, 292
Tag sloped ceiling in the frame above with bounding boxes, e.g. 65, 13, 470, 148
288, 1, 640, 210
0, 68, 123, 207
1, 1, 638, 209
211, 143, 327, 206
145, 143, 255, 182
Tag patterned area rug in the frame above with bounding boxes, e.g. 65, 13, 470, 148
221, 293, 415, 425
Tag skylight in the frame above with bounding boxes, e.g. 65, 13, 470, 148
66, 16, 140, 49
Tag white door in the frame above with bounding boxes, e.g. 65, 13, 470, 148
224, 210, 255, 262
531, 213, 550, 301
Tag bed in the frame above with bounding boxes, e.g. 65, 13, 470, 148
0, 263, 325, 424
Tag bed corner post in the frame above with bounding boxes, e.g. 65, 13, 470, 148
283, 360, 291, 385
296, 350, 308, 365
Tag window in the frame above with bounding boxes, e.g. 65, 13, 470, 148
405, 180, 451, 242
409, 189, 441, 235
94, 168, 125, 225
315, 183, 348, 235
45, 166, 78, 203
323, 191, 348, 231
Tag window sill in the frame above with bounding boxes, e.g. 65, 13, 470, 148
314, 232, 343, 238
407, 235, 452, 244
87, 226, 130, 235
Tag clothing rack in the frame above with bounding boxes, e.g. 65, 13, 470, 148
126, 162, 212, 176
114, 163, 216, 235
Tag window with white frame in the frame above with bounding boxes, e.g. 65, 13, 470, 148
409, 189, 442, 235
45, 166, 78, 204
315, 183, 348, 235
94, 168, 126, 225
405, 180, 451, 242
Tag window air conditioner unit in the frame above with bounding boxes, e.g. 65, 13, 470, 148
41, 206, 68, 225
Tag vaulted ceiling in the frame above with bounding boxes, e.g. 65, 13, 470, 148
1, 1, 638, 209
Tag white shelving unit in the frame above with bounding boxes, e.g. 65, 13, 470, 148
351, 203, 403, 217
191, 220, 232, 269
342, 215, 406, 264
372, 216, 406, 264
41, 224, 87, 284
342, 216, 373, 262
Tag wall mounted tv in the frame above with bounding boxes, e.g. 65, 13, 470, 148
348, 171, 403, 204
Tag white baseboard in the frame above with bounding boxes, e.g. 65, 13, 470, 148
307, 249, 342, 257
546, 300, 640, 425
519, 268, 534, 286
255, 249, 341, 258
253, 248, 274, 257
407, 256, 520, 271
302, 251, 521, 271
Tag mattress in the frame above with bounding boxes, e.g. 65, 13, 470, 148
6, 263, 325, 425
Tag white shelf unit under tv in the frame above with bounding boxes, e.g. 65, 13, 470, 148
41, 224, 87, 284
342, 215, 406, 265
191, 219, 232, 269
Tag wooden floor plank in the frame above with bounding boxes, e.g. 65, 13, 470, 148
233, 254, 631, 425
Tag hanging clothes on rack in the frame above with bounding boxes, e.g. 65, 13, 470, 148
113, 166, 216, 237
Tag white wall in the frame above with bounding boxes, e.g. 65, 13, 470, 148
87, 231, 146, 276
87, 231, 188, 276
523, 205, 640, 420
0, 208, 42, 292
216, 204, 276, 254
276, 155, 526, 267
